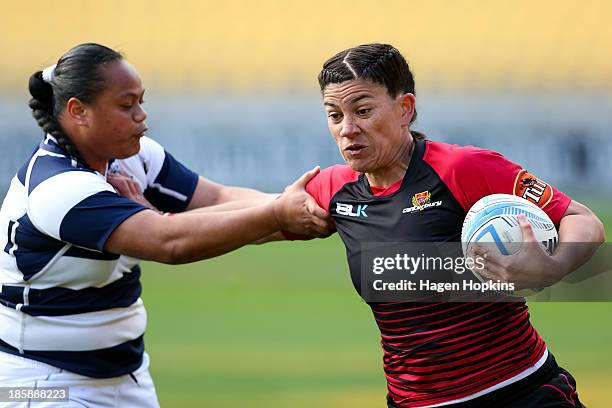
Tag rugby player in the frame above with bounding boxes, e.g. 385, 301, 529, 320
0, 43, 332, 407
286, 43, 604, 407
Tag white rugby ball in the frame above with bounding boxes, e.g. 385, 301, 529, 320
461, 194, 558, 296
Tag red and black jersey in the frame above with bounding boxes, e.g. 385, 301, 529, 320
303, 139, 572, 407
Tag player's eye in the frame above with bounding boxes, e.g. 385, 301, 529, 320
328, 112, 342, 122
357, 108, 372, 116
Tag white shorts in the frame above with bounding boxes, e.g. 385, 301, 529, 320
0, 351, 160, 408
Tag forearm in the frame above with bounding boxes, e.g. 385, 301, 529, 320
186, 177, 278, 210
217, 186, 277, 203
550, 211, 605, 281
106, 204, 282, 264
106, 167, 334, 261
166, 206, 283, 262
186, 202, 292, 244
188, 198, 273, 214
252, 231, 286, 244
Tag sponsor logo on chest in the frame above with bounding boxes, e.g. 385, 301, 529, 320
335, 203, 368, 218
402, 191, 442, 214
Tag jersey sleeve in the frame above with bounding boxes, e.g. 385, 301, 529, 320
27, 170, 147, 252
282, 165, 358, 240
425, 143, 571, 225
307, 164, 360, 211
138, 137, 199, 213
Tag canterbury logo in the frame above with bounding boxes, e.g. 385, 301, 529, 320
412, 191, 431, 207
403, 191, 442, 214
336, 203, 368, 217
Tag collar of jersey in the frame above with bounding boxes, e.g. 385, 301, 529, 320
360, 139, 425, 199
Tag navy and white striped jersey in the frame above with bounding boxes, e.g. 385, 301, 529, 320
0, 134, 199, 378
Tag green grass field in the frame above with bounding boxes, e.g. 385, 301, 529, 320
141, 226, 612, 407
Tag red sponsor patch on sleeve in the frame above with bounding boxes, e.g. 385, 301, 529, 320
513, 169, 554, 208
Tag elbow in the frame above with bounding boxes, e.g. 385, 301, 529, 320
158, 239, 190, 265
582, 209, 606, 245
151, 217, 197, 264
157, 237, 217, 265
586, 206, 606, 244
146, 224, 188, 264
594, 216, 606, 244
567, 201, 606, 244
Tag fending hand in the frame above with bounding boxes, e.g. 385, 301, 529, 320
274, 166, 336, 238
107, 172, 159, 212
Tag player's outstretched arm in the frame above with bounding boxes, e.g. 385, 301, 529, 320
104, 167, 333, 263
107, 167, 334, 243
107, 171, 276, 214
105, 206, 278, 263
185, 177, 277, 210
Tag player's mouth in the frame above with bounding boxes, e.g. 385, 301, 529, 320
344, 144, 368, 157
134, 127, 148, 138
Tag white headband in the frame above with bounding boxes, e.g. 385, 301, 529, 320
42, 64, 57, 83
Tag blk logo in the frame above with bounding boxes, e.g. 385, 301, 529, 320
336, 203, 368, 217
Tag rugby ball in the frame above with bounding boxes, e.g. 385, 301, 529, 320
461, 194, 558, 296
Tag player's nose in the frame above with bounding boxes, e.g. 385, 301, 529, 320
339, 117, 360, 138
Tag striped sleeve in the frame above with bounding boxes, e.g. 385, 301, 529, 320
27, 170, 147, 252
137, 137, 199, 213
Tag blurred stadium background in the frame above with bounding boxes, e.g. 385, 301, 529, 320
1, 1, 611, 406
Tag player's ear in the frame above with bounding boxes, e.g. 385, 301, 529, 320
65, 97, 90, 127
398, 93, 415, 127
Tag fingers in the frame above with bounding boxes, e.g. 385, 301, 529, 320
108, 173, 140, 192
471, 243, 503, 265
517, 214, 537, 243
106, 173, 120, 184
468, 244, 488, 277
467, 243, 481, 259
468, 243, 508, 282
307, 222, 336, 238
293, 166, 320, 188
303, 191, 331, 220
468, 244, 488, 266
125, 178, 141, 197
310, 216, 335, 235
107, 173, 145, 206
295, 204, 335, 237
308, 202, 329, 220
107, 174, 129, 195
279, 205, 335, 237
308, 227, 333, 238
304, 197, 334, 235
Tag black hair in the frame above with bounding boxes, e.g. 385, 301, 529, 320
28, 43, 123, 164
318, 43, 425, 139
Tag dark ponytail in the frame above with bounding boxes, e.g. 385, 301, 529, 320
28, 43, 123, 165
28, 71, 85, 161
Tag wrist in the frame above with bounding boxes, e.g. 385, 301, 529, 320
548, 253, 571, 284
270, 195, 284, 231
